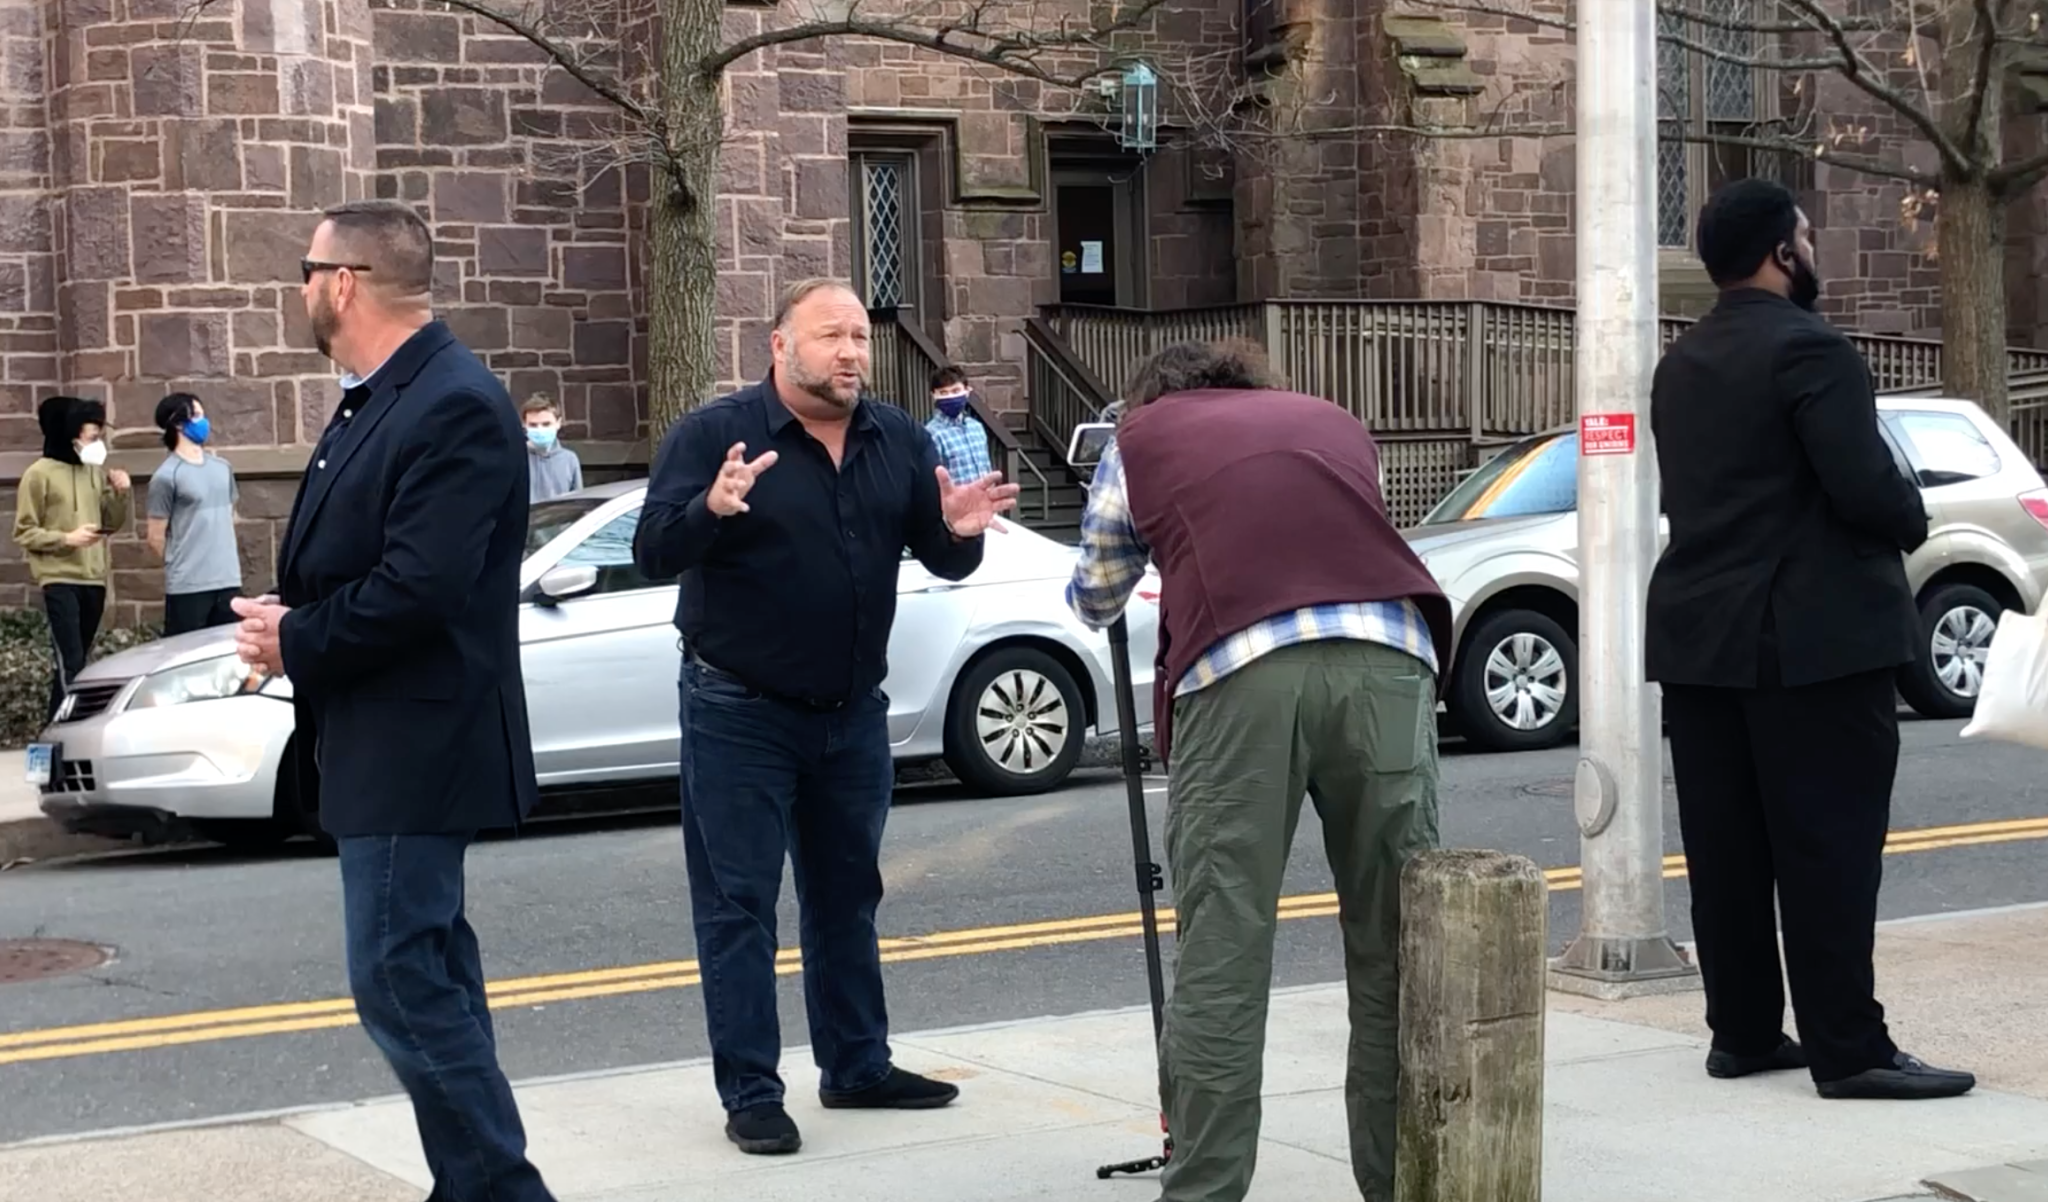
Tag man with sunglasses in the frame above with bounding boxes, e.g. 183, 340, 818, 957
232, 200, 556, 1202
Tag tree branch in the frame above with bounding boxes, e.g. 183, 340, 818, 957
415, 0, 670, 153
700, 0, 1173, 82
1773, 0, 1972, 176
1991, 145, 2048, 196
1962, 0, 2004, 159
1403, 0, 1887, 37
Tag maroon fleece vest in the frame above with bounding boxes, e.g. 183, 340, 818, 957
1117, 388, 1453, 765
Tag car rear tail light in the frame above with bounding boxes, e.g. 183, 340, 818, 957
2021, 490, 2048, 530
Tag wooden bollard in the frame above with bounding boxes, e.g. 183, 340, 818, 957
1395, 849, 1547, 1202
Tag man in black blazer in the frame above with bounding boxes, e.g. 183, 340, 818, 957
232, 200, 557, 1200
1648, 179, 1972, 1102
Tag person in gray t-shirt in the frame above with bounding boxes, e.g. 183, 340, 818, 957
148, 393, 243, 637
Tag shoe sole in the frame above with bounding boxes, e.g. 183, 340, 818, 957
1817, 1081, 1976, 1101
1706, 1059, 1803, 1080
818, 1091, 960, 1111
727, 1130, 803, 1154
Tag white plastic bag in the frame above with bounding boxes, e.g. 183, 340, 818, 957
1958, 608, 2048, 750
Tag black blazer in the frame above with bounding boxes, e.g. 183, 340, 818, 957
274, 322, 540, 837
1646, 290, 1929, 690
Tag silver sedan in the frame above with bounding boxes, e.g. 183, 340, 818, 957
1406, 396, 2048, 752
32, 482, 1159, 847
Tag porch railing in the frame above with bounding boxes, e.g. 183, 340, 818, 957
1038, 299, 2048, 526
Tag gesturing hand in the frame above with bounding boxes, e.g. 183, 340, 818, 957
937, 467, 1021, 539
107, 468, 131, 493
707, 441, 779, 517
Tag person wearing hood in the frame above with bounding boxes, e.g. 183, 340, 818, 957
14, 395, 133, 722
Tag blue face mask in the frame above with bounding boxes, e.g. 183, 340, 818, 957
527, 427, 557, 450
184, 416, 211, 445
935, 396, 969, 419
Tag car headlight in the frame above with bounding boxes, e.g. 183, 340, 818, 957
126, 656, 289, 710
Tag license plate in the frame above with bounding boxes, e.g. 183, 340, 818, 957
23, 743, 53, 788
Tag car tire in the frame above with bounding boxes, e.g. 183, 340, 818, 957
1899, 583, 2003, 720
943, 647, 1087, 796
1451, 609, 1579, 753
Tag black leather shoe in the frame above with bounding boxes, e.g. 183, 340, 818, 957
1706, 1038, 1808, 1080
1816, 1052, 1976, 1100
726, 1102, 802, 1154
820, 1066, 960, 1110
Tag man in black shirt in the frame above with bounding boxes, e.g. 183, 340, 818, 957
634, 279, 1018, 1156
1648, 179, 1972, 1102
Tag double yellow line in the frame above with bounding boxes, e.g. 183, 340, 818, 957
5, 812, 2047, 1067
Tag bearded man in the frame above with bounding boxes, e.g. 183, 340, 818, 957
633, 278, 1019, 1155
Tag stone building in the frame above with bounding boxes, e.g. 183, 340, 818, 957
0, 0, 2043, 623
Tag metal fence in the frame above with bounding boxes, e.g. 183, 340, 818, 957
1038, 299, 2048, 527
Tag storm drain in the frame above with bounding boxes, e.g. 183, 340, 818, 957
0, 938, 110, 984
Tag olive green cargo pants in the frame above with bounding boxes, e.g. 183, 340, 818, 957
1155, 640, 1441, 1202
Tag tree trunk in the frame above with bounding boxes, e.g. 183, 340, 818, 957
1936, 173, 2011, 428
646, 0, 725, 431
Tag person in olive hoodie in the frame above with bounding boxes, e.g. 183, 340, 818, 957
14, 396, 132, 722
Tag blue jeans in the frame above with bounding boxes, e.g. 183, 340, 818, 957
679, 662, 896, 1112
338, 834, 555, 1202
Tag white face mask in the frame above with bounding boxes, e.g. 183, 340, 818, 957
76, 441, 107, 467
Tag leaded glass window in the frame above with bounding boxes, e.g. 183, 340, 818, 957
859, 157, 907, 309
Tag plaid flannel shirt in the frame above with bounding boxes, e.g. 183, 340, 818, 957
1065, 440, 1437, 697
924, 411, 993, 483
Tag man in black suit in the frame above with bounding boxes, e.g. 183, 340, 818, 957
1648, 178, 1972, 1102
232, 199, 557, 1199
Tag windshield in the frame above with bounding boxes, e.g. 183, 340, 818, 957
1422, 432, 1578, 524
525, 497, 607, 559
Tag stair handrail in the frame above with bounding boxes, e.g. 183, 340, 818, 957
871, 307, 1050, 522
1022, 315, 1121, 459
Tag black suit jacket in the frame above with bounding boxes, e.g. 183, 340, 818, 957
1646, 289, 1930, 689
274, 322, 539, 837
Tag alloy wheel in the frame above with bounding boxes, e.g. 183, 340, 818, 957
1483, 632, 1569, 732
1930, 604, 1996, 699
974, 668, 1071, 775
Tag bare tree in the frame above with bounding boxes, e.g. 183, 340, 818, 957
1339, 0, 2048, 425
192, 0, 1170, 427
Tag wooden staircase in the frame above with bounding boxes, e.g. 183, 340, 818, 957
995, 410, 1090, 544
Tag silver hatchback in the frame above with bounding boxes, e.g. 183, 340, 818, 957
34, 482, 1160, 846
1404, 396, 2048, 752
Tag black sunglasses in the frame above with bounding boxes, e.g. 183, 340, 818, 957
301, 258, 374, 284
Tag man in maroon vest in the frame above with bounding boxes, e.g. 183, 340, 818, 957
1066, 340, 1453, 1202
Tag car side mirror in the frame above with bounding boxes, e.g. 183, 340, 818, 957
535, 564, 599, 606
1067, 422, 1117, 473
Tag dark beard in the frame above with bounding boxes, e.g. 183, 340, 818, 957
1788, 259, 1822, 312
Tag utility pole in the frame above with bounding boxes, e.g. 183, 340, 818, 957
1549, 0, 1696, 999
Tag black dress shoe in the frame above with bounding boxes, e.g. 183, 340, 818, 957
1816, 1052, 1976, 1100
819, 1066, 961, 1110
1706, 1038, 1808, 1080
726, 1102, 802, 1154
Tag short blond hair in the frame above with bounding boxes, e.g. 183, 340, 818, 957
519, 393, 558, 420
774, 278, 861, 330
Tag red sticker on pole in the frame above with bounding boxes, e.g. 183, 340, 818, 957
1579, 413, 1636, 455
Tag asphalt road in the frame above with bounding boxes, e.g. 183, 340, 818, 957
3, 714, 2046, 1144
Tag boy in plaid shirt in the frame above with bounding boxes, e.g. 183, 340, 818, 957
924, 366, 992, 484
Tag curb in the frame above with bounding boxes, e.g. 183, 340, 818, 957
0, 815, 128, 869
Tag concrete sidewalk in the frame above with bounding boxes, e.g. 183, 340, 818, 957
11, 902, 2048, 1202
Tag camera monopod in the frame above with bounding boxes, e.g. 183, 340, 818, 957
1095, 613, 1175, 1180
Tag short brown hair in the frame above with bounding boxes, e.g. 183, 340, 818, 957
519, 394, 558, 420
1123, 339, 1282, 411
320, 199, 434, 295
774, 278, 861, 329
